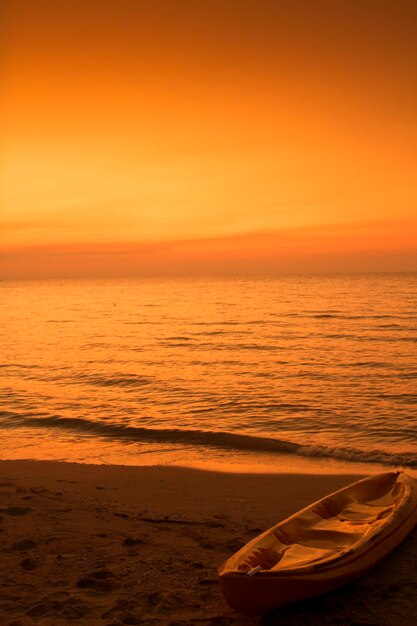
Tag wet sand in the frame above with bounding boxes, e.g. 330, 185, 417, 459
0, 460, 416, 625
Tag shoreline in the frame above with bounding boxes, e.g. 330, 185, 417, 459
3, 424, 414, 477
0, 460, 416, 625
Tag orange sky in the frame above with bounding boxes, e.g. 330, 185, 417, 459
1, 0, 416, 278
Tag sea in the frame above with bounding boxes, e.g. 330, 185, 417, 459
1, 274, 416, 474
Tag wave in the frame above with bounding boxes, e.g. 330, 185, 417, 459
0, 363, 39, 370
1, 410, 416, 469
74, 373, 153, 388
46, 319, 76, 324
273, 312, 417, 322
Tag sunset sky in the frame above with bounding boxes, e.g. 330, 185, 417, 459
1, 0, 416, 278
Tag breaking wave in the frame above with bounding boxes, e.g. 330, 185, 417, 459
1, 410, 416, 469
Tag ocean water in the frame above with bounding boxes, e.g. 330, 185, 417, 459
1, 274, 416, 472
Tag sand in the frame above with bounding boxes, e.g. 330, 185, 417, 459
0, 460, 416, 626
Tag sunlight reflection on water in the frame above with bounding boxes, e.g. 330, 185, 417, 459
1, 274, 416, 470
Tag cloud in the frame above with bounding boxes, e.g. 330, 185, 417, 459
1, 219, 416, 279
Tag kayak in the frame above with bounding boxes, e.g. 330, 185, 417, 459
218, 471, 417, 615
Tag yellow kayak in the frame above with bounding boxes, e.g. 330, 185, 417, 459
218, 471, 417, 615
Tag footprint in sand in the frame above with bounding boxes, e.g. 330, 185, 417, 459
0, 506, 32, 516
141, 590, 187, 615
198, 578, 218, 586
148, 591, 163, 607
26, 591, 91, 620
76, 569, 115, 593
121, 615, 144, 625
207, 520, 225, 529
101, 598, 142, 622
128, 590, 185, 618
187, 531, 216, 550
30, 486, 48, 494
122, 536, 145, 547
224, 538, 244, 553
21, 557, 39, 571
167, 619, 233, 626
11, 539, 37, 551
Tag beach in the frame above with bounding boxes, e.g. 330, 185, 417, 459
3, 0, 417, 622
1, 460, 416, 625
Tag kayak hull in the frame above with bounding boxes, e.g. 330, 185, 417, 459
218, 472, 417, 616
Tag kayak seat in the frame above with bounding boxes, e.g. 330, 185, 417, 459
271, 543, 336, 570
240, 519, 364, 572
337, 502, 394, 523
278, 524, 363, 548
